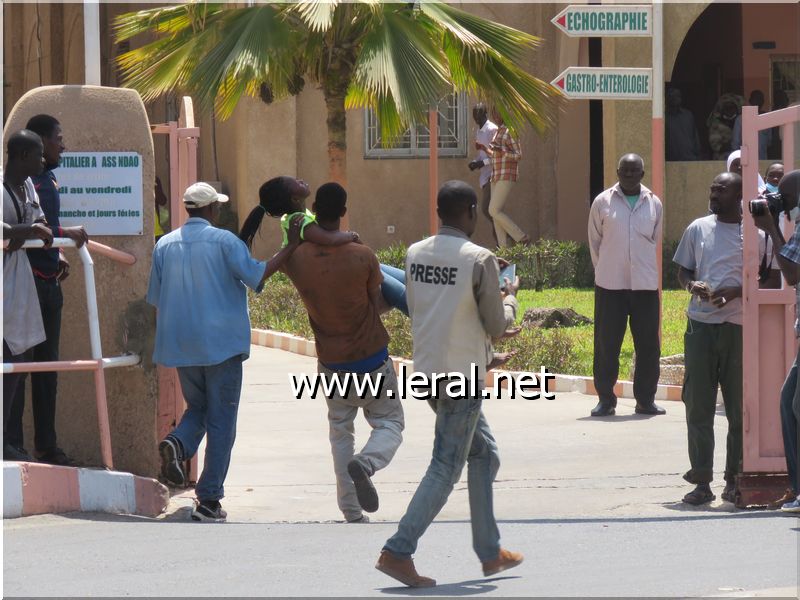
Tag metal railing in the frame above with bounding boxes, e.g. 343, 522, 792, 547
2, 238, 140, 469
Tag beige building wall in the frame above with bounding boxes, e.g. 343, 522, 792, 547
4, 86, 159, 477
200, 2, 590, 261
4, 2, 591, 256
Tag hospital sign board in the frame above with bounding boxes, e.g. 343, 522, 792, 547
551, 5, 652, 37
57, 152, 144, 235
551, 67, 652, 100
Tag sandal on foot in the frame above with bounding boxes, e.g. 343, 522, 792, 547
721, 483, 736, 503
682, 487, 715, 505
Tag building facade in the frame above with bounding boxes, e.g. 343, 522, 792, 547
4, 2, 799, 257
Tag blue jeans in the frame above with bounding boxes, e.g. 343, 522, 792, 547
380, 264, 408, 317
172, 355, 243, 502
384, 390, 501, 562
780, 348, 800, 494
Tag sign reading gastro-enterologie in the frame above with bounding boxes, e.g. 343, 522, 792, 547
551, 67, 652, 100
57, 152, 144, 235
551, 5, 652, 37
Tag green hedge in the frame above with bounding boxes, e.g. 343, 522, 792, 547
376, 239, 683, 290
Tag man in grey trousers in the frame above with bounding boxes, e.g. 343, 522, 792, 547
282, 182, 404, 523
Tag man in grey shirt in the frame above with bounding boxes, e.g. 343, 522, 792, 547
673, 172, 777, 506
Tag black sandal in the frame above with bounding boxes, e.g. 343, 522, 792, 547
682, 486, 715, 505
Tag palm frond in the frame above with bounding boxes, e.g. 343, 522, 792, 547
349, 7, 451, 139
114, 3, 224, 42
185, 7, 297, 118
420, 2, 540, 64
292, 0, 338, 32
114, 1, 560, 143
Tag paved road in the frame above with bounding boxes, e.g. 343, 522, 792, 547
4, 511, 798, 596
4, 346, 799, 596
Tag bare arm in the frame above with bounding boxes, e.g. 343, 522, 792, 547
753, 214, 800, 286
678, 266, 713, 301
474, 255, 516, 338
260, 215, 302, 285
368, 284, 391, 315
3, 222, 54, 251
303, 222, 358, 246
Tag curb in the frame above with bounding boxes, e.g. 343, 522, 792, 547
3, 462, 169, 519
251, 328, 684, 402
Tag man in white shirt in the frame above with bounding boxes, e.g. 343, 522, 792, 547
468, 104, 498, 247
588, 153, 665, 417
2, 130, 54, 461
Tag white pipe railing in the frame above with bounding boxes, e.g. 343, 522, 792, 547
2, 238, 139, 469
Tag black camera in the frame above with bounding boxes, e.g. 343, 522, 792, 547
748, 192, 785, 217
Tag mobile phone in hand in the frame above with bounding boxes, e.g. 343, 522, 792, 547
499, 264, 516, 290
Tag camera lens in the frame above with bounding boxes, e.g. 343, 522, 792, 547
749, 199, 766, 216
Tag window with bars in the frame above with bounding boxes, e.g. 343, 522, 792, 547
364, 92, 468, 158
771, 55, 800, 106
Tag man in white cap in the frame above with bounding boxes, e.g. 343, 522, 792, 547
147, 182, 301, 522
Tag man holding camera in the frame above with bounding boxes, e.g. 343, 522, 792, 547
674, 172, 780, 506
752, 169, 800, 512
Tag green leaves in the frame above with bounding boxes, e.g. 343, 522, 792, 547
114, 1, 559, 143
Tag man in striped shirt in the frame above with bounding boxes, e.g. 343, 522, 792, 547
479, 107, 530, 248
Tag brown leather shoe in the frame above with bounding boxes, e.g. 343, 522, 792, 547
482, 547, 524, 577
375, 549, 436, 587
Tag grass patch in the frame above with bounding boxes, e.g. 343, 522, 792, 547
250, 281, 688, 378
513, 288, 686, 377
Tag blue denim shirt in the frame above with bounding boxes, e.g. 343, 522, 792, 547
147, 218, 266, 367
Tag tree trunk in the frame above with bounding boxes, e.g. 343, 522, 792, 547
324, 93, 347, 187
324, 91, 348, 227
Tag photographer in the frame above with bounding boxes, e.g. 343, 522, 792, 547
751, 169, 800, 513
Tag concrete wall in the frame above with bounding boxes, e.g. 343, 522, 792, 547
4, 86, 159, 477
742, 3, 800, 102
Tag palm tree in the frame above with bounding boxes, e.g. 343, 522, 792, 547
114, 1, 560, 188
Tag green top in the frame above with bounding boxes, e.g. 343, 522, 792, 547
280, 209, 317, 247
624, 194, 639, 210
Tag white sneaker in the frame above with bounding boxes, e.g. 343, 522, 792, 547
780, 498, 800, 513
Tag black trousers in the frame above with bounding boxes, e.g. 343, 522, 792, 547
593, 286, 660, 406
3, 340, 26, 444
8, 277, 63, 452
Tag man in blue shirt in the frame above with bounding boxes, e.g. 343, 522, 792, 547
147, 182, 300, 522
7, 115, 88, 466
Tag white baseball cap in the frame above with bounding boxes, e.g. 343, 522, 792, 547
183, 182, 229, 208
